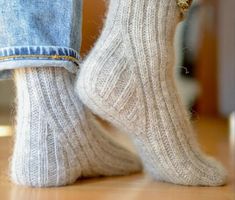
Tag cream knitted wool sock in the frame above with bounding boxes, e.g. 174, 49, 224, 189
11, 67, 141, 187
76, 0, 227, 186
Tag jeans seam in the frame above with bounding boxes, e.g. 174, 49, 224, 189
0, 54, 79, 64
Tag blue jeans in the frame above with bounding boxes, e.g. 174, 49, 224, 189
0, 0, 82, 79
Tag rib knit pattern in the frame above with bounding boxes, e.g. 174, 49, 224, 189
11, 67, 142, 187
76, 0, 227, 186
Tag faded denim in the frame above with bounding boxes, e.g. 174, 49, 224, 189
0, 0, 82, 79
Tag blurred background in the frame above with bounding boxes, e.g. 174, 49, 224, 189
0, 0, 234, 137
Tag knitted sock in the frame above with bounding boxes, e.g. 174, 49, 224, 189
11, 67, 141, 187
76, 0, 227, 186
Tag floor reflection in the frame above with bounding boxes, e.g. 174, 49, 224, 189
0, 125, 12, 137
229, 112, 235, 180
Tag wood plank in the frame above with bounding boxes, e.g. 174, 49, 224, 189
0, 117, 234, 200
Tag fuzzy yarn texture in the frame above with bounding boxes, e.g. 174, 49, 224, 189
76, 0, 227, 186
11, 67, 141, 187
177, 0, 192, 14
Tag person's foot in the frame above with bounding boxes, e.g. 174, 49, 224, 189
11, 67, 142, 187
76, 0, 227, 186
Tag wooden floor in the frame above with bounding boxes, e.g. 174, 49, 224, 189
0, 117, 234, 200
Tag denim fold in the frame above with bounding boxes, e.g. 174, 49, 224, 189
0, 0, 83, 79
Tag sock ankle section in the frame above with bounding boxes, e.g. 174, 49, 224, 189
11, 67, 141, 187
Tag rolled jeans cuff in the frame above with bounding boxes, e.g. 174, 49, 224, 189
0, 45, 80, 79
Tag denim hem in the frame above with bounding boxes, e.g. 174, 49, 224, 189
0, 59, 79, 80
0, 45, 80, 65
0, 46, 80, 80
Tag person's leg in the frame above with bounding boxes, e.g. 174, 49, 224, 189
0, 0, 141, 187
13, 67, 141, 187
76, 0, 227, 186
